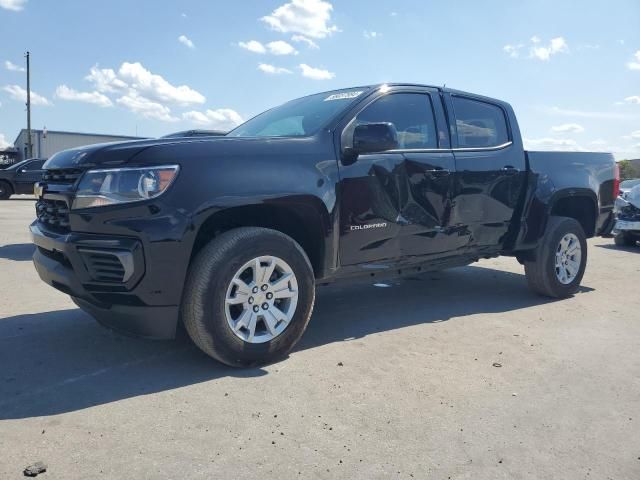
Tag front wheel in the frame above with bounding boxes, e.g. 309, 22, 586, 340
524, 216, 587, 298
181, 227, 315, 367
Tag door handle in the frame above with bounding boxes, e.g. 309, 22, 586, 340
425, 168, 451, 177
501, 166, 519, 175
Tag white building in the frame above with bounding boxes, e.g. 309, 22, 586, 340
12, 129, 146, 162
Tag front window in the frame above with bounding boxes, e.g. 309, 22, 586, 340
227, 88, 369, 138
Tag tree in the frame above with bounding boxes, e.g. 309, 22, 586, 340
617, 160, 640, 180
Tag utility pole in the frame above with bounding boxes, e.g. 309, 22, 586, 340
25, 51, 33, 159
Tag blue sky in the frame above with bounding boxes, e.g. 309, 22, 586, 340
1, 0, 639, 158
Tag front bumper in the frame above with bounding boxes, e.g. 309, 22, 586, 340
613, 219, 640, 232
30, 221, 179, 339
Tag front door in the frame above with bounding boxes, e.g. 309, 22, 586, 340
337, 90, 455, 266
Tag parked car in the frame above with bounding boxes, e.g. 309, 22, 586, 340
30, 84, 617, 366
613, 183, 640, 246
0, 158, 46, 199
619, 178, 640, 198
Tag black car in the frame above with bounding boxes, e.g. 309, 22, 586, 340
0, 158, 46, 199
30, 84, 617, 367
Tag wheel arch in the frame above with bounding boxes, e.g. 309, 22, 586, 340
547, 189, 598, 238
189, 196, 331, 279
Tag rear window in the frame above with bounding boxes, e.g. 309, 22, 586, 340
452, 97, 509, 148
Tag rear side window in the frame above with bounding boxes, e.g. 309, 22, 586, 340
452, 97, 509, 148
24, 160, 45, 170
355, 93, 438, 149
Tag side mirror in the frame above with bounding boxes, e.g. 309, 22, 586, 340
353, 122, 398, 154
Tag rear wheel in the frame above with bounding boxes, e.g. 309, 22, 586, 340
614, 231, 637, 247
182, 227, 315, 367
524, 216, 587, 298
0, 181, 12, 200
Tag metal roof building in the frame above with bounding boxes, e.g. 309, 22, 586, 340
12, 129, 146, 162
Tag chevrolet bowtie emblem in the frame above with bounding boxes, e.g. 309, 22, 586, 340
33, 182, 45, 198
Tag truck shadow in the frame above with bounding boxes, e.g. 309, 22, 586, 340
0, 243, 36, 261
0, 265, 593, 420
595, 243, 639, 253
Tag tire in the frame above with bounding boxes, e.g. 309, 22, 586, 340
524, 216, 587, 298
0, 181, 12, 200
181, 227, 315, 367
614, 231, 637, 247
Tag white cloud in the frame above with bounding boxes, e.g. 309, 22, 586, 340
630, 130, 640, 139
0, 133, 12, 149
503, 44, 524, 58
239, 40, 298, 55
88, 63, 204, 106
363, 30, 380, 40
291, 34, 319, 49
85, 65, 128, 93
524, 137, 586, 152
55, 85, 113, 107
178, 35, 195, 49
299, 63, 334, 80
530, 37, 568, 61
262, 0, 337, 39
2, 84, 51, 106
239, 40, 267, 54
258, 63, 293, 75
117, 62, 205, 106
540, 106, 640, 120
624, 95, 640, 104
390, 11, 398, 16
182, 108, 243, 131
551, 123, 584, 134
0, 0, 26, 11
627, 50, 640, 71
4, 60, 25, 72
116, 92, 178, 122
181, 12, 187, 18
505, 36, 569, 61
266, 40, 298, 55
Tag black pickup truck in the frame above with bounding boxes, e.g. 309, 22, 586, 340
30, 84, 618, 366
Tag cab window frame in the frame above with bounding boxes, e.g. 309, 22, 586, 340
449, 94, 512, 150
341, 91, 443, 153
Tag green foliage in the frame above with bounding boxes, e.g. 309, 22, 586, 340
617, 160, 640, 180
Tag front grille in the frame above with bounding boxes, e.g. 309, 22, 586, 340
78, 249, 135, 283
42, 168, 84, 185
36, 198, 70, 230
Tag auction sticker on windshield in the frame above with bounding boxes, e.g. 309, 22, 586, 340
324, 91, 364, 101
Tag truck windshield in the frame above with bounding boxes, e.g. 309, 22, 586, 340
227, 88, 369, 138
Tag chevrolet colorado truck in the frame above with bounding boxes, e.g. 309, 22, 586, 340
30, 84, 618, 366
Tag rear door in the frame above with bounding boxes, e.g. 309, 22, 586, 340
446, 94, 526, 253
13, 159, 46, 193
337, 88, 456, 265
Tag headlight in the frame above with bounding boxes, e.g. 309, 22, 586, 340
72, 165, 179, 210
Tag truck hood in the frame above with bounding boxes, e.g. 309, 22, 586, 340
43, 135, 321, 170
43, 137, 198, 170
